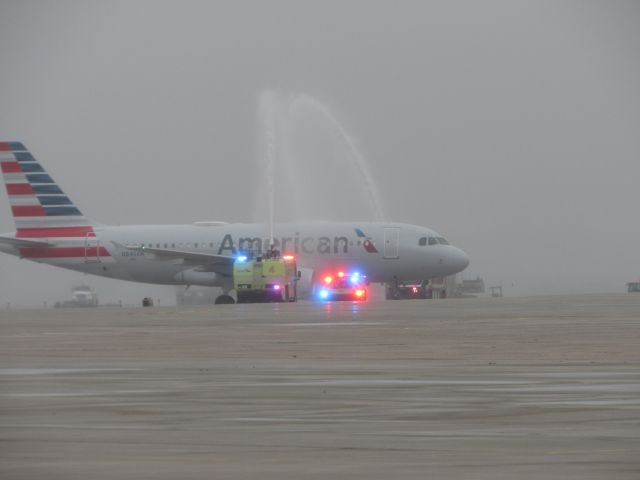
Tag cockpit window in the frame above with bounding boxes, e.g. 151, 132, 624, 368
423, 237, 448, 246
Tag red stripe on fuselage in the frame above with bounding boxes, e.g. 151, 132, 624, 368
19, 246, 111, 258
16, 226, 95, 238
0, 142, 12, 151
12, 205, 46, 217
1, 161, 21, 173
6, 183, 34, 195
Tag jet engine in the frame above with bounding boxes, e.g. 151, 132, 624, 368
174, 268, 221, 287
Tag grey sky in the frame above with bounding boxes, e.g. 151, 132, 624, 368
1, 0, 639, 305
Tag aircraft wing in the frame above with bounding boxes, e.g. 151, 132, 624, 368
125, 245, 235, 274
0, 236, 52, 248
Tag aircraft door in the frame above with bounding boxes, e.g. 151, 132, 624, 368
383, 227, 400, 259
84, 232, 101, 263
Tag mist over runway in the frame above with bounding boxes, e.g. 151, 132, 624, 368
1, 294, 639, 479
1, 1, 639, 305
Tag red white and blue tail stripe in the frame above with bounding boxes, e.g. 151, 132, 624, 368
1, 142, 110, 261
1, 142, 93, 235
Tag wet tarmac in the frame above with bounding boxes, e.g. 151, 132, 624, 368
1, 294, 639, 479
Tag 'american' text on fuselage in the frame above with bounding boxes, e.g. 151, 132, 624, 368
218, 234, 354, 255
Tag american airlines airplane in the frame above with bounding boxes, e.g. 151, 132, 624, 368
0, 142, 469, 303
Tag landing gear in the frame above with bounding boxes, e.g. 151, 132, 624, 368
385, 277, 401, 300
385, 278, 430, 300
287, 285, 298, 303
385, 285, 399, 300
214, 294, 235, 305
215, 277, 236, 305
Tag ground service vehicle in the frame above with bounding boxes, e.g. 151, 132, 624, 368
317, 271, 367, 301
54, 284, 99, 308
233, 253, 297, 303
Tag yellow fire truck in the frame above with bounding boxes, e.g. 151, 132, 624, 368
233, 252, 298, 303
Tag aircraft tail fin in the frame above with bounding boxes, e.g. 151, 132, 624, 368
1, 142, 96, 238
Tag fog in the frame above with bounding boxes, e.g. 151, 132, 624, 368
0, 0, 638, 306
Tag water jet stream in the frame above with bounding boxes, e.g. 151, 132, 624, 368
256, 90, 386, 229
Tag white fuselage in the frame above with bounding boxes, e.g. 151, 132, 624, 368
1, 222, 469, 287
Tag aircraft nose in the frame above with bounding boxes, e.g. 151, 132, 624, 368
452, 247, 470, 273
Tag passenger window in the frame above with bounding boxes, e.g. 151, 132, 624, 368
164, 243, 168, 248
428, 237, 438, 246
171, 243, 175, 248
419, 237, 427, 246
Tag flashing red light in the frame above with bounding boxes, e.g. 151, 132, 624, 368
355, 289, 365, 298
338, 271, 345, 278
324, 276, 333, 284
283, 255, 294, 261
274, 284, 281, 291
412, 287, 418, 294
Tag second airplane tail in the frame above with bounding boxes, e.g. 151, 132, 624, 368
1, 142, 96, 238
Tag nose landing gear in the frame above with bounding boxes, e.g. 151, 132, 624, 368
385, 278, 433, 300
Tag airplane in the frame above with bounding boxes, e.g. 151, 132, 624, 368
0, 142, 469, 304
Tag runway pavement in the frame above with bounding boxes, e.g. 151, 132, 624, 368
1, 294, 639, 479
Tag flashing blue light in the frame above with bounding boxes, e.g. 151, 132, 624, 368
236, 255, 248, 263
319, 289, 329, 300
350, 272, 361, 284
